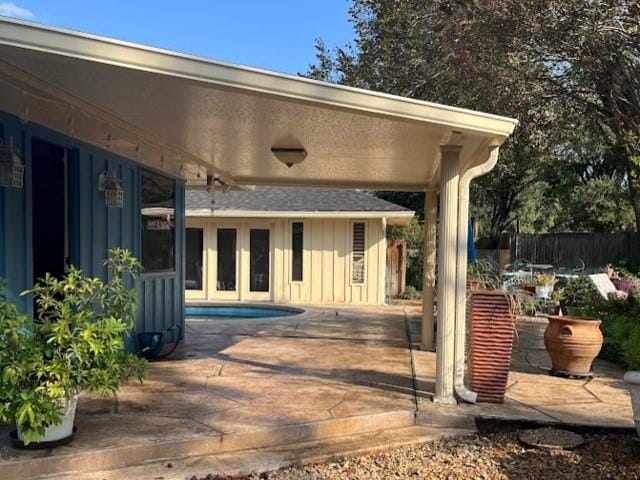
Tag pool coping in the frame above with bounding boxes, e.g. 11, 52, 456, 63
185, 302, 306, 318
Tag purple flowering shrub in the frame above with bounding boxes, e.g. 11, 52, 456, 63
612, 276, 640, 294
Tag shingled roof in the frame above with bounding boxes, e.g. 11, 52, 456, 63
186, 187, 412, 214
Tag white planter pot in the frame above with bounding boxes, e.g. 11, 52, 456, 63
535, 285, 554, 299
624, 371, 640, 437
17, 394, 78, 443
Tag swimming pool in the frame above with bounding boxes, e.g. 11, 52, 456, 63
185, 305, 303, 318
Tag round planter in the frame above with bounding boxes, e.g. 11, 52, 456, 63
624, 371, 640, 438
17, 394, 77, 446
535, 285, 553, 299
469, 290, 515, 403
544, 316, 603, 377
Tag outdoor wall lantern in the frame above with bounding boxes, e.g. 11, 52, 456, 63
271, 147, 307, 168
0, 137, 25, 189
98, 171, 125, 208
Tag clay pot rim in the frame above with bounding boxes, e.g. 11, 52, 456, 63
547, 315, 601, 325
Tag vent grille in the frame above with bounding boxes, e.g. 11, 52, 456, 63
352, 222, 366, 283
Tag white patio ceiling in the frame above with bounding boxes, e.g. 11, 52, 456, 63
0, 18, 517, 190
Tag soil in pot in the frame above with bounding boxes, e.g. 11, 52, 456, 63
470, 290, 515, 403
544, 316, 603, 377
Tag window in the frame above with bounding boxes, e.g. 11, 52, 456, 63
185, 228, 203, 290
217, 228, 237, 291
352, 222, 366, 284
141, 170, 175, 272
291, 222, 303, 282
250, 229, 270, 292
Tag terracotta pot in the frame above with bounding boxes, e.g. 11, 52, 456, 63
544, 316, 603, 377
469, 290, 515, 403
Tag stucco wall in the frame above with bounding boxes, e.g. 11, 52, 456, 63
185, 217, 387, 305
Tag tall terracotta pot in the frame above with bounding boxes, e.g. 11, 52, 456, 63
470, 290, 515, 403
544, 316, 603, 377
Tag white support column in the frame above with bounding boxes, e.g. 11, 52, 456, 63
435, 145, 462, 405
421, 189, 437, 351
453, 145, 499, 403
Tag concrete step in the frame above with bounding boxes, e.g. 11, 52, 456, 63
2, 410, 416, 479
42, 425, 475, 480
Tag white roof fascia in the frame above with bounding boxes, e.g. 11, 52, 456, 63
0, 18, 518, 139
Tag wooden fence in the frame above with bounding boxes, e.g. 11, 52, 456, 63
510, 233, 640, 273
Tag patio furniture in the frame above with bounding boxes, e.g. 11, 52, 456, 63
506, 258, 533, 272
502, 270, 534, 290
558, 259, 586, 275
506, 259, 554, 273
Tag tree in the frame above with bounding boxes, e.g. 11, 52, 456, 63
306, 0, 638, 241
426, 0, 640, 232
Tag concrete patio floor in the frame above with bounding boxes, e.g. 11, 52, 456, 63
404, 304, 634, 428
0, 305, 634, 479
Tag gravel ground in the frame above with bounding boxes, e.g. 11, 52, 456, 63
194, 431, 640, 480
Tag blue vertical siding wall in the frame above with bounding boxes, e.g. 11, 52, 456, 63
0, 111, 185, 344
0, 116, 32, 314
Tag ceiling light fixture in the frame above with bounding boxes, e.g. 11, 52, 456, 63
271, 147, 307, 168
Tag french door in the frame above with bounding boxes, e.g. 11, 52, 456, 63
249, 228, 270, 294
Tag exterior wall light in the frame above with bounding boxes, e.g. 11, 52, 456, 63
271, 147, 307, 168
0, 137, 24, 189
98, 171, 125, 208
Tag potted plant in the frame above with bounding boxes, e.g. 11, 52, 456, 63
0, 248, 147, 447
467, 259, 534, 403
535, 273, 556, 299
558, 276, 598, 316
546, 289, 563, 315
545, 277, 603, 378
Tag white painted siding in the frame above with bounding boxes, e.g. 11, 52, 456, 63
185, 217, 387, 305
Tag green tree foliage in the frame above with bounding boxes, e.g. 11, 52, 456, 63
0, 248, 146, 444
307, 0, 639, 241
387, 218, 424, 289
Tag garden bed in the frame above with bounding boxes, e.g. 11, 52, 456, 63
194, 430, 640, 480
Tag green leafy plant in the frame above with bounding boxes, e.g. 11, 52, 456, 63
550, 289, 563, 306
397, 285, 420, 300
467, 258, 501, 290
536, 273, 556, 287
612, 259, 640, 279
557, 276, 600, 312
0, 248, 147, 444
584, 294, 640, 370
468, 258, 538, 319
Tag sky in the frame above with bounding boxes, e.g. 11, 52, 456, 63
0, 1, 354, 75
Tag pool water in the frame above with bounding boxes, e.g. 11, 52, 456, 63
185, 305, 302, 318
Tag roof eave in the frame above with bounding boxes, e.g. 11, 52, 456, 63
0, 17, 518, 139
185, 210, 415, 221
